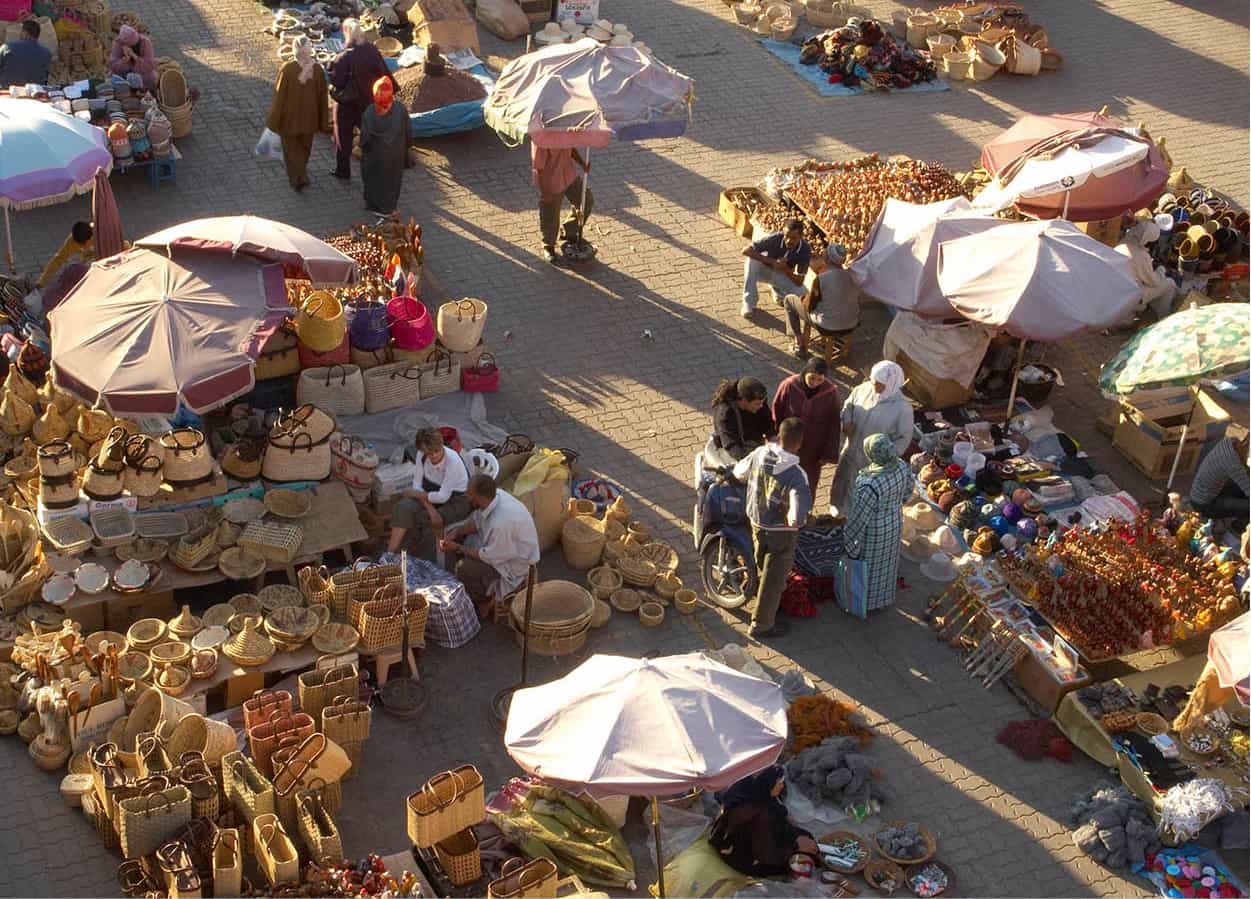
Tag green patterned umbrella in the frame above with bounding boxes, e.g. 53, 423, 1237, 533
1099, 303, 1249, 396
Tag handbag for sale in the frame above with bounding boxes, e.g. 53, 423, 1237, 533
387, 295, 435, 351
330, 433, 379, 491
363, 361, 423, 413
274, 403, 336, 443
253, 813, 299, 886
263, 426, 332, 483
487, 857, 560, 899
417, 350, 460, 399
221, 437, 265, 481
295, 291, 347, 353
297, 791, 343, 867
297, 332, 350, 369
118, 786, 192, 859
320, 695, 371, 745
255, 325, 300, 381
357, 585, 428, 653
298, 655, 358, 726
436, 298, 488, 353
160, 428, 214, 486
123, 434, 164, 497
460, 353, 499, 393
348, 297, 391, 351
405, 764, 485, 848
247, 709, 316, 777
211, 828, 242, 898
350, 344, 394, 371
297, 364, 366, 417
328, 561, 403, 622
222, 751, 275, 823
834, 556, 869, 620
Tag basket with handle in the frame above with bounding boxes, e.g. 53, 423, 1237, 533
560, 515, 605, 570
242, 689, 293, 733
298, 655, 358, 725
297, 790, 343, 867
253, 813, 300, 887
329, 560, 403, 623
321, 694, 372, 744
331, 434, 379, 491
238, 520, 304, 564
358, 584, 429, 653
247, 709, 315, 777
298, 565, 333, 606
350, 344, 394, 371
460, 353, 499, 393
118, 785, 191, 859
363, 361, 424, 413
297, 365, 366, 417
222, 751, 275, 823
405, 764, 485, 848
295, 291, 347, 354
436, 299, 488, 353
211, 828, 242, 898
417, 350, 461, 399
434, 828, 481, 887
487, 857, 560, 899
387, 295, 435, 350
348, 297, 391, 351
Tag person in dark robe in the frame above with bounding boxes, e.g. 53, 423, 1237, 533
359, 76, 409, 214
266, 36, 329, 191
708, 376, 775, 466
771, 357, 841, 498
327, 18, 394, 180
709, 766, 818, 877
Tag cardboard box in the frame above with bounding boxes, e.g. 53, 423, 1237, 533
1113, 386, 1231, 480
718, 188, 767, 239
37, 499, 88, 525
1077, 217, 1123, 247
407, 0, 480, 52
519, 0, 553, 23
555, 0, 598, 23
87, 495, 138, 516
895, 348, 973, 409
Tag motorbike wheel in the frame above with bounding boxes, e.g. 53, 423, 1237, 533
700, 536, 755, 610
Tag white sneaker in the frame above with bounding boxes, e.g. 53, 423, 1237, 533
740, 303, 754, 319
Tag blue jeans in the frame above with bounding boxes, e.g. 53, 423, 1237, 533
742, 258, 799, 311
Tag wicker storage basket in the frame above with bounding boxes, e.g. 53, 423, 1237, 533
436, 299, 488, 353
434, 828, 482, 886
298, 564, 333, 605
295, 292, 347, 354
585, 565, 622, 600
817, 830, 871, 873
297, 791, 343, 867
363, 362, 424, 413
609, 588, 642, 613
616, 556, 658, 588
654, 573, 682, 601
321, 695, 371, 744
358, 588, 429, 653
674, 588, 699, 614
329, 562, 402, 623
406, 765, 485, 848
560, 515, 605, 570
639, 601, 665, 628
639, 541, 678, 573
263, 428, 332, 483
238, 521, 303, 564
873, 821, 936, 866
297, 365, 365, 418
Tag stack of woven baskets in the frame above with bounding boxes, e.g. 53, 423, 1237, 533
157, 63, 194, 138
509, 580, 594, 656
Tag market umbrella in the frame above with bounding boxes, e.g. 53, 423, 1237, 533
975, 111, 1168, 221
0, 98, 112, 271
1098, 303, 1250, 396
505, 652, 786, 897
1173, 612, 1250, 731
848, 197, 1001, 318
91, 169, 124, 258
484, 39, 693, 248
48, 247, 289, 415
136, 214, 358, 284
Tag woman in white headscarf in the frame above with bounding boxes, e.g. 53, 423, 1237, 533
266, 35, 328, 191
828, 360, 913, 517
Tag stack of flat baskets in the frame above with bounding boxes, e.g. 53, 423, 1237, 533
158, 66, 194, 138
509, 580, 593, 656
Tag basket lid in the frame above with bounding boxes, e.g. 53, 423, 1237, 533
168, 604, 202, 637
511, 580, 593, 629
222, 617, 274, 662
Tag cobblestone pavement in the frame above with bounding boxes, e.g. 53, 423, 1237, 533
2, 0, 1248, 895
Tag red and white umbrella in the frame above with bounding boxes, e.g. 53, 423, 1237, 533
49, 247, 289, 415
136, 214, 358, 284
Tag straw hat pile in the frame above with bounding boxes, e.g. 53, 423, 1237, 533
536, 17, 649, 53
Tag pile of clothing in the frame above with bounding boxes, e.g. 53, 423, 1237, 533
797, 19, 939, 89
1068, 784, 1160, 871
785, 735, 890, 809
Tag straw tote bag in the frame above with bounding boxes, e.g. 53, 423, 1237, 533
255, 326, 300, 381
297, 365, 366, 417
83, 458, 126, 500
348, 298, 390, 351
263, 428, 332, 483
387, 296, 435, 351
274, 404, 336, 444
363, 362, 423, 413
37, 440, 77, 478
331, 434, 379, 491
295, 291, 347, 353
161, 429, 214, 486
417, 350, 460, 399
436, 299, 488, 353
123, 434, 164, 496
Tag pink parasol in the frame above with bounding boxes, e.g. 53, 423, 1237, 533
48, 248, 289, 414
135, 214, 358, 284
979, 111, 1168, 221
91, 169, 124, 258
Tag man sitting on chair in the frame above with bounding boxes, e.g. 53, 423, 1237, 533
388, 427, 471, 561
782, 243, 860, 360
439, 474, 541, 620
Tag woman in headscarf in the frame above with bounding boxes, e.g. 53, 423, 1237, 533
327, 19, 394, 180
841, 433, 912, 613
108, 24, 158, 91
266, 36, 329, 192
359, 76, 409, 214
828, 360, 912, 517
770, 357, 841, 497
707, 376, 774, 465
708, 766, 817, 876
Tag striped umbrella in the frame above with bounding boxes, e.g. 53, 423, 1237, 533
1098, 303, 1250, 396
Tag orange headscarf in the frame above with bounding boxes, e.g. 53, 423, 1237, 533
372, 76, 394, 115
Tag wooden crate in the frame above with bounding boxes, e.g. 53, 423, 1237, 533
718, 187, 768, 238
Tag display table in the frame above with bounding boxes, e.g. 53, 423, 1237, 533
1054, 654, 1247, 814
191, 646, 358, 711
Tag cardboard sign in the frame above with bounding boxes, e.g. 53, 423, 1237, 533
71, 696, 126, 751
555, 0, 598, 23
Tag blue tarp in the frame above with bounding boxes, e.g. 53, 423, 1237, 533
383, 58, 495, 138
759, 39, 950, 97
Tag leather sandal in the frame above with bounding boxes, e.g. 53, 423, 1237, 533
117, 860, 155, 897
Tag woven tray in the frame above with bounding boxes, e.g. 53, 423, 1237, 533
264, 488, 312, 519
90, 508, 136, 547
134, 512, 189, 539
239, 521, 303, 563
42, 517, 94, 554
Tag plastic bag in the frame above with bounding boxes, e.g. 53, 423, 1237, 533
254, 127, 283, 161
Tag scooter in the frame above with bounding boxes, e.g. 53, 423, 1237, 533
692, 449, 756, 609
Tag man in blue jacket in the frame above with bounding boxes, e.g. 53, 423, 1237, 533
733, 417, 813, 639
0, 21, 52, 88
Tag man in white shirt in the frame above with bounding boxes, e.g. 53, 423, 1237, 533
439, 474, 540, 619
388, 427, 471, 561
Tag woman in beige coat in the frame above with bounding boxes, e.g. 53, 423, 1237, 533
266, 36, 329, 191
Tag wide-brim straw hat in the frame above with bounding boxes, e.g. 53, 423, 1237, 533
903, 502, 944, 532
901, 536, 933, 565
221, 619, 274, 666
927, 525, 963, 556
587, 25, 613, 41
609, 33, 633, 46
920, 552, 959, 582
536, 22, 566, 43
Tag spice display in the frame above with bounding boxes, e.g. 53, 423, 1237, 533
998, 512, 1240, 659
394, 60, 487, 115
787, 694, 874, 752
908, 863, 949, 897
797, 20, 939, 91
786, 158, 966, 255
785, 736, 889, 809
1068, 784, 1160, 870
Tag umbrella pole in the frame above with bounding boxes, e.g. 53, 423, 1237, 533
519, 565, 536, 686
1166, 402, 1198, 490
1004, 337, 1026, 419
577, 147, 591, 231
651, 795, 666, 899
4, 208, 13, 274
1061, 189, 1071, 221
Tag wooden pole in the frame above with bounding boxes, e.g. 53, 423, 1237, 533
652, 795, 666, 898
1004, 337, 1026, 419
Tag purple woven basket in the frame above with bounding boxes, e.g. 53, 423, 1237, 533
348, 298, 390, 350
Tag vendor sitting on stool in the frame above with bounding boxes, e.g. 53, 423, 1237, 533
1190, 435, 1249, 528
388, 427, 471, 561
439, 474, 540, 620
709, 765, 818, 877
741, 219, 810, 320
782, 243, 859, 360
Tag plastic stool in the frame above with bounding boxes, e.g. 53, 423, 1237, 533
148, 156, 177, 188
